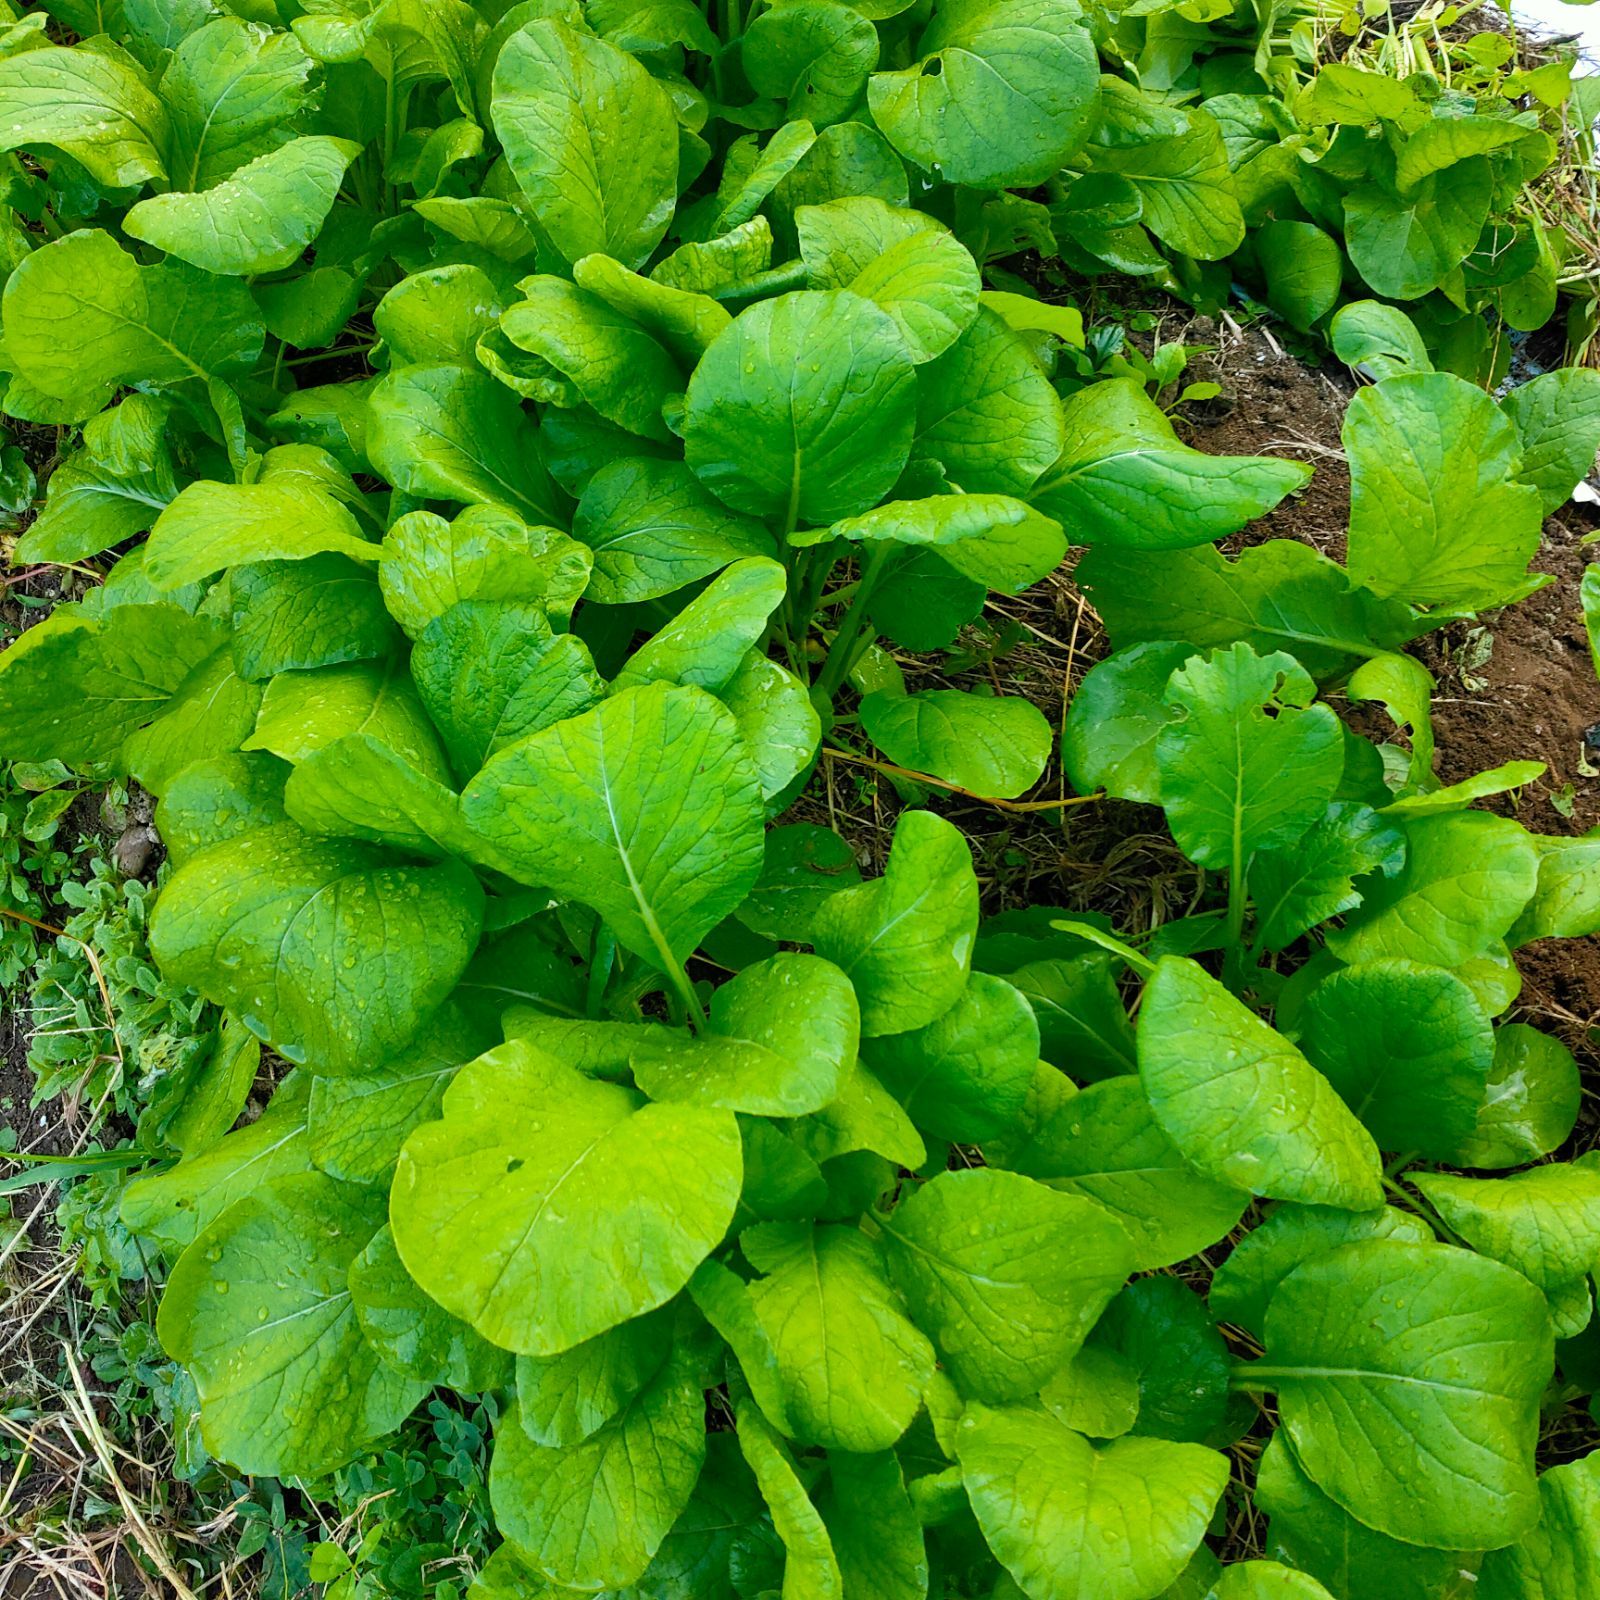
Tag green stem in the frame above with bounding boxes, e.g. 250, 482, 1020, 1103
813, 545, 891, 706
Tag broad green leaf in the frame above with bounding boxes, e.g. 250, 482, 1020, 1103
795, 1057, 926, 1170
0, 42, 167, 187
796, 196, 980, 362
816, 1451, 927, 1600
1077, 539, 1418, 682
1344, 373, 1544, 610
913, 307, 1065, 495
122, 645, 262, 796
690, 1257, 798, 1435
391, 1041, 741, 1353
463, 683, 764, 971
1040, 1345, 1141, 1440
1064, 641, 1194, 803
166, 1012, 261, 1160
1500, 367, 1600, 514
867, 0, 1098, 189
1296, 63, 1419, 125
631, 952, 856, 1116
0, 602, 225, 765
515, 1308, 672, 1447
1032, 380, 1311, 550
612, 558, 787, 693
156, 754, 289, 869
2, 230, 263, 410
1449, 1022, 1580, 1170
1256, 1433, 1480, 1600
957, 1403, 1229, 1600
1394, 115, 1538, 191
156, 1173, 426, 1477
744, 0, 878, 125
1138, 958, 1383, 1209
1300, 960, 1493, 1157
1510, 833, 1600, 943
1009, 956, 1137, 1081
810, 808, 978, 1036
652, 215, 774, 292
863, 971, 1038, 1142
1157, 643, 1343, 872
1257, 1239, 1552, 1548
379, 503, 591, 639
572, 251, 731, 363
307, 1001, 493, 1185
124, 136, 360, 275
122, 1074, 312, 1255
377, 263, 504, 368
1209, 1203, 1434, 1339
349, 1224, 514, 1392
1344, 159, 1493, 299
144, 479, 377, 589
1415, 1160, 1600, 1292
229, 556, 399, 684
150, 824, 483, 1075
693, 119, 819, 239
880, 1167, 1133, 1402
991, 1072, 1248, 1270
1328, 300, 1433, 381
1327, 812, 1539, 968
860, 690, 1052, 800
490, 1346, 707, 1591
1478, 1451, 1600, 1600
1255, 221, 1342, 332
367, 363, 564, 526
738, 823, 863, 942
162, 17, 316, 188
492, 20, 677, 269
1085, 85, 1244, 259
720, 650, 822, 801
683, 289, 917, 526
1249, 803, 1405, 953
1205, 1563, 1336, 1599
736, 1400, 845, 1600
867, 547, 986, 650
574, 456, 774, 604
1092, 1276, 1230, 1444
744, 1220, 933, 1452
500, 276, 680, 442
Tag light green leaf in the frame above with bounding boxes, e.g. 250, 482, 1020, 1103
1415, 1160, 1600, 1292
1093, 1275, 1231, 1444
150, 823, 483, 1075
500, 276, 680, 443
1501, 367, 1600, 514
1344, 159, 1493, 299
810, 808, 978, 1036
880, 1167, 1134, 1403
1256, 1432, 1481, 1600
631, 952, 856, 1116
1209, 1203, 1434, 1339
1300, 960, 1493, 1157
490, 1346, 707, 1591
155, 754, 289, 869
492, 20, 677, 269
816, 1452, 927, 1600
804, 492, 1066, 593
572, 252, 731, 364
1344, 372, 1544, 610
1327, 811, 1539, 968
794, 1058, 926, 1170
124, 136, 360, 276
391, 1041, 741, 1354
684, 288, 917, 525
2, 229, 263, 409
166, 1012, 261, 1161
156, 1172, 426, 1477
228, 555, 397, 685
1478, 1451, 1600, 1600
736, 1400, 844, 1600
1204, 1562, 1336, 1599
122, 1074, 312, 1255
1157, 643, 1344, 871
377, 263, 504, 368
1328, 299, 1433, 382
574, 456, 774, 605
350, 1224, 514, 1393
744, 0, 878, 124
1009, 956, 1137, 1081
1511, 833, 1600, 944
0, 42, 167, 187
868, 0, 1099, 189
860, 689, 1052, 800
652, 215, 774, 292
1040, 1345, 1141, 1440
863, 971, 1038, 1142
720, 650, 821, 801
122, 645, 261, 796
991, 1072, 1248, 1271
1032, 380, 1311, 550
463, 683, 764, 971
515, 1308, 672, 1448
744, 1220, 934, 1452
1063, 641, 1194, 803
957, 1402, 1229, 1600
913, 306, 1065, 495
1138, 957, 1384, 1209
1449, 1022, 1580, 1170
1257, 1238, 1552, 1548
1249, 803, 1406, 953
1255, 221, 1342, 332
367, 363, 564, 526
144, 479, 376, 590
